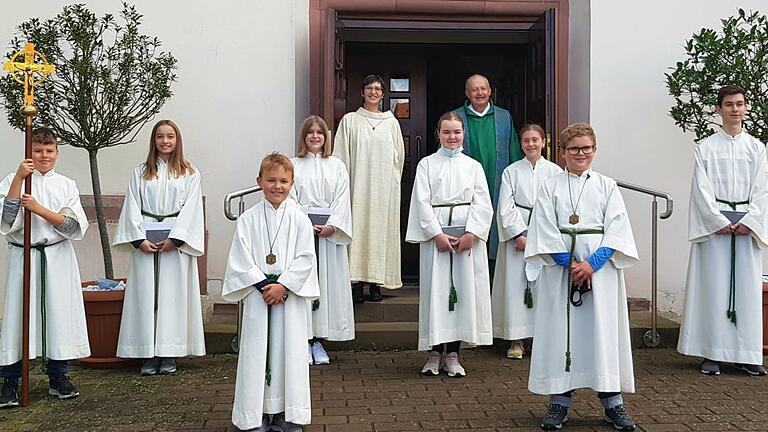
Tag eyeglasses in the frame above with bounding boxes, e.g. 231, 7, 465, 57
364, 85, 384, 93
564, 145, 595, 155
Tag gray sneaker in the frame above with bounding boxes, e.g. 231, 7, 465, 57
244, 415, 271, 432
159, 358, 177, 375
700, 359, 720, 376
541, 404, 568, 430
270, 413, 303, 431
141, 358, 161, 376
0, 380, 19, 408
734, 363, 767, 376
604, 405, 636, 431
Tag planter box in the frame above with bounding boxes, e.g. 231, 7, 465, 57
764, 281, 768, 353
79, 282, 137, 368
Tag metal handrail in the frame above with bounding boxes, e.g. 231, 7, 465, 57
224, 185, 262, 221
616, 180, 674, 348
223, 185, 262, 353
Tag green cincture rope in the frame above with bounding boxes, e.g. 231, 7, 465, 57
715, 198, 749, 326
312, 236, 320, 311
263, 273, 281, 386
11, 240, 63, 372
558, 228, 603, 372
516, 202, 535, 308
140, 210, 180, 314
432, 202, 471, 311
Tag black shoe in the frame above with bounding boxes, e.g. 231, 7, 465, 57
541, 403, 568, 430
604, 405, 636, 431
352, 284, 364, 304
369, 285, 383, 302
734, 363, 767, 376
0, 380, 19, 408
700, 359, 721, 376
48, 374, 79, 399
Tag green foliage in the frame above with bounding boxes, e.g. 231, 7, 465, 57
0, 2, 177, 149
666, 8, 768, 143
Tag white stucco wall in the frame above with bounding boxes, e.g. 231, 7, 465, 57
0, 0, 310, 318
589, 0, 767, 316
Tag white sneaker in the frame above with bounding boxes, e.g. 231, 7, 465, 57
421, 351, 441, 376
308, 343, 314, 365
442, 352, 466, 378
311, 341, 330, 365
506, 341, 524, 359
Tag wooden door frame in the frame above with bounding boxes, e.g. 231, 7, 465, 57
309, 0, 570, 134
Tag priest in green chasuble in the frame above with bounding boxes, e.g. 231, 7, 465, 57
453, 74, 523, 262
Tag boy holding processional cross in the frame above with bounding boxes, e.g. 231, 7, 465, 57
223, 153, 319, 432
677, 85, 768, 377
0, 127, 90, 407
524, 123, 638, 431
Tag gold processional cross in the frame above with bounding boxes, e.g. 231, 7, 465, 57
2, 41, 55, 408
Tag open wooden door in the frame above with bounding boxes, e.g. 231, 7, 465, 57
528, 9, 557, 161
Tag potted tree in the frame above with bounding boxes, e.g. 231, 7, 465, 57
0, 3, 177, 365
665, 8, 768, 351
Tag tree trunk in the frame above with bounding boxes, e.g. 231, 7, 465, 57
88, 149, 114, 279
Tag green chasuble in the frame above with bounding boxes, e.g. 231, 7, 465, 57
465, 107, 498, 194
453, 101, 522, 259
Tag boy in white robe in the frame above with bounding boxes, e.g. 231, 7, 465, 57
406, 112, 493, 378
290, 116, 354, 366
0, 128, 90, 407
677, 85, 768, 376
493, 124, 562, 359
223, 153, 319, 432
525, 123, 638, 431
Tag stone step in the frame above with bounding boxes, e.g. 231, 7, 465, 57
204, 307, 681, 353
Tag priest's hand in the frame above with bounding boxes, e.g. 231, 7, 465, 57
262, 283, 287, 305
15, 159, 34, 181
456, 232, 476, 253
716, 225, 733, 235
732, 222, 752, 236
435, 233, 456, 253
314, 225, 336, 238
515, 235, 527, 251
571, 260, 595, 285
156, 239, 177, 253
138, 240, 160, 254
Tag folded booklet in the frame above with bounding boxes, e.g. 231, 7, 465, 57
721, 210, 746, 224
308, 207, 332, 226
139, 220, 174, 243
441, 225, 466, 238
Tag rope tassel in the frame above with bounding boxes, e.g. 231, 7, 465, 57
524, 286, 533, 309
449, 285, 458, 311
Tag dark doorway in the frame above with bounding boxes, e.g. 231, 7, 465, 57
339, 17, 556, 282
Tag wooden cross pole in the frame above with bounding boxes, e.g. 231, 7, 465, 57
2, 42, 55, 407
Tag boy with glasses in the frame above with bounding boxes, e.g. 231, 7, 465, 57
525, 123, 638, 431
677, 85, 768, 377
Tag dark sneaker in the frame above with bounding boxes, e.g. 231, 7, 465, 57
352, 284, 364, 304
141, 357, 161, 376
0, 380, 19, 408
158, 358, 177, 375
734, 363, 767, 376
540, 403, 568, 430
48, 375, 79, 399
244, 414, 271, 432
700, 359, 720, 376
271, 412, 303, 431
368, 285, 383, 302
604, 405, 636, 431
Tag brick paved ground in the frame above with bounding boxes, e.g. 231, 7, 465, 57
1, 348, 767, 431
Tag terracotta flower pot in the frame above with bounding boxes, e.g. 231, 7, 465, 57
763, 281, 768, 354
79, 280, 137, 368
